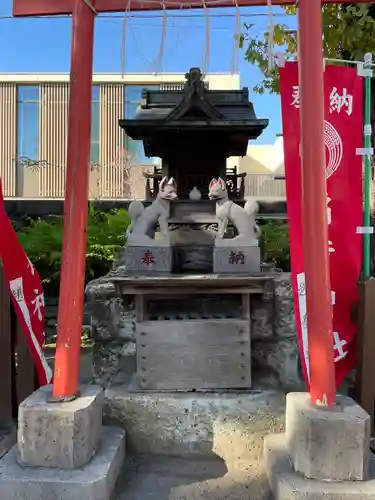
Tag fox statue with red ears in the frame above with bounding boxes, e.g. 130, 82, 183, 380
126, 176, 178, 247
208, 177, 261, 247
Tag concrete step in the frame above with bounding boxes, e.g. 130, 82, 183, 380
112, 455, 272, 500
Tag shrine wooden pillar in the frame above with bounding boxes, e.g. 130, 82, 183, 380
297, 0, 336, 407
52, 0, 96, 399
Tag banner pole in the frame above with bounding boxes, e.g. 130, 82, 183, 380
363, 53, 373, 279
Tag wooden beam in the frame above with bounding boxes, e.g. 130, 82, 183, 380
12, 0, 374, 16
355, 278, 375, 434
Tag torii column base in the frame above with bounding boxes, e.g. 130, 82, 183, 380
0, 385, 125, 500
265, 392, 374, 499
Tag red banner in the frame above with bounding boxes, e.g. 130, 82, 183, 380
0, 178, 52, 386
280, 62, 363, 388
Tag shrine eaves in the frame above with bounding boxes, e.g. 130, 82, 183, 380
12, 0, 374, 16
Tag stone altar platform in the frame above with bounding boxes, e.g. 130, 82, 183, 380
104, 388, 285, 461
112, 273, 270, 391
86, 271, 306, 392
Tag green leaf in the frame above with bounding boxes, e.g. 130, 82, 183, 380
16, 207, 131, 294
240, 5, 375, 95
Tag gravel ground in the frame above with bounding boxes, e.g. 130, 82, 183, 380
46, 350, 272, 499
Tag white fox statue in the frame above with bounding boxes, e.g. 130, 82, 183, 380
126, 176, 177, 247
208, 177, 261, 247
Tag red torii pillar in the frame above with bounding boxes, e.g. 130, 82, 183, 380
13, 0, 369, 405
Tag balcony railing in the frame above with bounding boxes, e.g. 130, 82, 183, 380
244, 173, 286, 198
2, 165, 287, 200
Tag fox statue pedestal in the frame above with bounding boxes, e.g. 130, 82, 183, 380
213, 245, 261, 274
124, 176, 176, 273
125, 246, 172, 273
209, 178, 261, 274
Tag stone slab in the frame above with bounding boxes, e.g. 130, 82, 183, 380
18, 384, 103, 469
124, 245, 172, 273
265, 433, 375, 500
0, 426, 125, 500
285, 392, 370, 481
104, 388, 285, 461
213, 246, 261, 274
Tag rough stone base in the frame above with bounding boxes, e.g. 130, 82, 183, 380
213, 246, 261, 273
0, 426, 125, 500
265, 433, 375, 500
86, 272, 304, 392
285, 392, 370, 481
18, 385, 103, 469
104, 388, 285, 461
124, 245, 172, 273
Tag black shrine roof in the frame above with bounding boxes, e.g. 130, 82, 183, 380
119, 67, 268, 138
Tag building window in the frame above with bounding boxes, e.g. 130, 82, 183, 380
91, 85, 100, 163
124, 85, 160, 166
17, 85, 40, 161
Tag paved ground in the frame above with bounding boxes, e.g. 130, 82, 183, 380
46, 350, 272, 499
112, 455, 272, 500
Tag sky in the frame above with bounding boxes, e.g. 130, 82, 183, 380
0, 0, 296, 144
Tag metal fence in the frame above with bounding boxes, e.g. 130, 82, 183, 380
244, 173, 286, 198
4, 170, 287, 200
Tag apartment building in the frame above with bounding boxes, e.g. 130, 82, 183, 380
0, 72, 240, 199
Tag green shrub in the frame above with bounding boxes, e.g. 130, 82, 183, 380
260, 220, 290, 271
16, 209, 290, 293
17, 206, 130, 294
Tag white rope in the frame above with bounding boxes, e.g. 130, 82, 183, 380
152, 1, 168, 73
121, 0, 132, 78
266, 0, 274, 73
202, 0, 211, 76
128, 0, 168, 73
82, 0, 97, 14
128, 14, 157, 67
231, 0, 241, 74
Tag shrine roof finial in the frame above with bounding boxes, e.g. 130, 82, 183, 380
184, 68, 204, 92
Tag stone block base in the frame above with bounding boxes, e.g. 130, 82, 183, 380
125, 245, 172, 273
18, 385, 103, 469
286, 393, 370, 481
213, 246, 260, 274
104, 388, 285, 461
265, 433, 375, 500
0, 426, 125, 500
